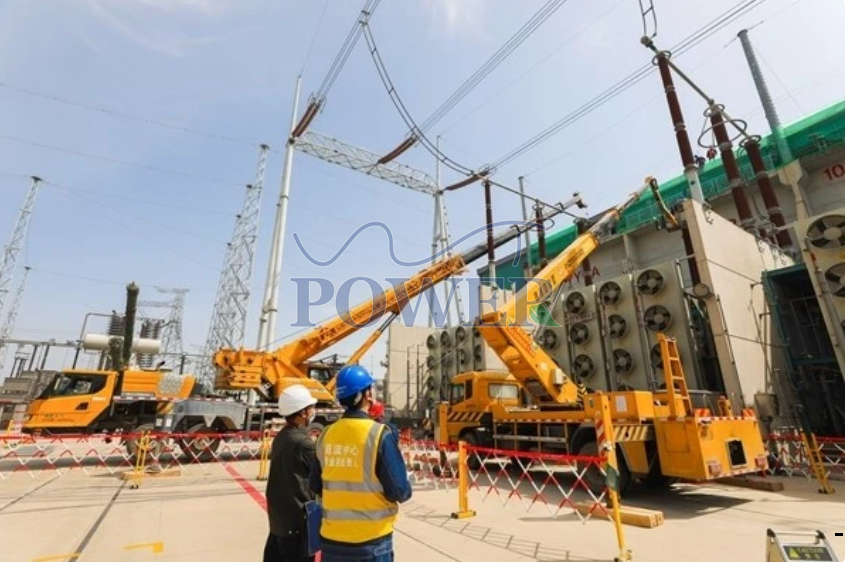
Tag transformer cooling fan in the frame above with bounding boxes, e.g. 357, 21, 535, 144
613, 349, 635, 374
426, 356, 437, 369
440, 330, 453, 348
473, 344, 484, 362
426, 334, 438, 349
541, 328, 559, 350
636, 269, 665, 295
650, 344, 663, 371
644, 305, 673, 331
608, 314, 628, 339
806, 214, 845, 249
573, 354, 595, 377
457, 348, 468, 365
824, 263, 845, 298
441, 353, 453, 367
569, 322, 590, 345
599, 281, 622, 305
565, 291, 587, 314
455, 326, 467, 342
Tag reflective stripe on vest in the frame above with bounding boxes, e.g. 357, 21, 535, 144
317, 418, 397, 544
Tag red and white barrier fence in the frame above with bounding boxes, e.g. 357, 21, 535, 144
465, 445, 610, 523
765, 431, 845, 480
0, 431, 269, 480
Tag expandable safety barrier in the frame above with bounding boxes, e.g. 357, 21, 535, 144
399, 436, 630, 560
0, 431, 269, 481
464, 444, 611, 523
765, 431, 845, 489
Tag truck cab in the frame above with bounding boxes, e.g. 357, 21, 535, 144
23, 369, 195, 434
441, 371, 522, 445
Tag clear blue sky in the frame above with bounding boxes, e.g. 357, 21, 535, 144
0, 0, 842, 377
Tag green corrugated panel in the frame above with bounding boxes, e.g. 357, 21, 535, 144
486, 98, 845, 285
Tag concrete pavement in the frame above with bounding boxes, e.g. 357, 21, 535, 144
1, 461, 844, 562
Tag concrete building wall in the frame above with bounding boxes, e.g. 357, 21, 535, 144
384, 324, 435, 415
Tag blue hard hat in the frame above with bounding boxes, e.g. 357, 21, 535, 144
335, 365, 374, 401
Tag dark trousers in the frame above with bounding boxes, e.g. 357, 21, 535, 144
320, 534, 393, 562
264, 532, 315, 562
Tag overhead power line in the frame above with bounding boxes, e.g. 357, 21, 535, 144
439, 0, 628, 136
315, 0, 383, 102
0, 81, 268, 150
490, 0, 771, 169
417, 0, 571, 134
300, 0, 332, 74
0, 132, 244, 187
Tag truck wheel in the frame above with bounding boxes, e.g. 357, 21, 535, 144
125, 423, 165, 462
640, 455, 677, 489
462, 431, 482, 471
177, 424, 221, 462
575, 439, 631, 496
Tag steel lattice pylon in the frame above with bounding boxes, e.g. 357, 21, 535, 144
0, 266, 30, 375
156, 287, 189, 367
292, 131, 464, 327
201, 145, 269, 384
0, 177, 40, 321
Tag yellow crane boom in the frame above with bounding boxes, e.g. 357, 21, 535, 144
476, 183, 650, 406
212, 201, 575, 403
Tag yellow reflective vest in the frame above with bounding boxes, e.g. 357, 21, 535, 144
316, 417, 399, 543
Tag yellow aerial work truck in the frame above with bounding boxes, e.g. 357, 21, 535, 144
438, 181, 768, 492
22, 198, 578, 457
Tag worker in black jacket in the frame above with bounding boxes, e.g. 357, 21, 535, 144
265, 384, 319, 562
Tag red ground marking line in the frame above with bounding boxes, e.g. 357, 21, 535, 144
224, 464, 266, 512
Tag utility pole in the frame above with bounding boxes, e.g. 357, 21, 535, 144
0, 177, 40, 320
518, 176, 534, 277
737, 28, 793, 164
258, 76, 301, 351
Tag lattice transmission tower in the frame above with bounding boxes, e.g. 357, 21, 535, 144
0, 177, 41, 320
156, 287, 189, 367
201, 145, 269, 384
0, 266, 31, 375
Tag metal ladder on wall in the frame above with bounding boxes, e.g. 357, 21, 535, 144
657, 333, 692, 418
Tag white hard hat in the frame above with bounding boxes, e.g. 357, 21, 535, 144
278, 384, 318, 417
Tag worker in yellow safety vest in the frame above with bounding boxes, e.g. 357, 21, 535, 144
309, 365, 412, 562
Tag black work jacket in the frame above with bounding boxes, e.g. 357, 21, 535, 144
266, 426, 317, 537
